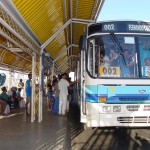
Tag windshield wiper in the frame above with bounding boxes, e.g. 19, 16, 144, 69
110, 33, 126, 66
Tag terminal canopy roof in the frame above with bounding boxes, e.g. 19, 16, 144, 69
0, 0, 104, 73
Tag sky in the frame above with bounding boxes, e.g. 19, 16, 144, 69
97, 0, 149, 22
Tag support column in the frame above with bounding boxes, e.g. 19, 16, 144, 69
51, 62, 55, 81
31, 52, 36, 122
8, 70, 11, 90
38, 49, 43, 122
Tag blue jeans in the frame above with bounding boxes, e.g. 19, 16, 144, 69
53, 97, 59, 114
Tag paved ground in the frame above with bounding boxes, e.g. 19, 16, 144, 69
0, 102, 69, 150
69, 104, 150, 150
1, 101, 150, 150
71, 127, 150, 150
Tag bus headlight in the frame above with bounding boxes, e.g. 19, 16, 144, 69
103, 106, 111, 112
113, 106, 121, 112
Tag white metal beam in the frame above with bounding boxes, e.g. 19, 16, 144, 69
64, 65, 71, 73
72, 18, 95, 24
59, 55, 78, 68
0, 62, 30, 72
53, 44, 78, 63
41, 18, 93, 50
63, 0, 69, 45
0, 30, 33, 56
90, 0, 99, 20
72, 44, 79, 48
41, 19, 71, 50
1, 18, 39, 55
94, 0, 105, 21
73, 0, 79, 56
70, 0, 73, 56
0, 0, 41, 46
0, 43, 32, 62
59, 58, 69, 69
53, 45, 71, 63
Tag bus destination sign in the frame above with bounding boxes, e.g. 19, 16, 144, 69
88, 21, 150, 35
128, 24, 150, 32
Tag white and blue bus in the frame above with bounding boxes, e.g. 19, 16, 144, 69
79, 21, 150, 127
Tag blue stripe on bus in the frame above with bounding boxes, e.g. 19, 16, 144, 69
98, 85, 150, 97
107, 96, 150, 104
85, 85, 98, 102
85, 85, 97, 94
85, 94, 150, 103
85, 85, 150, 104
86, 93, 98, 102
116, 94, 150, 97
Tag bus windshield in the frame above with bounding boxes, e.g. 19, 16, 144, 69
87, 34, 150, 78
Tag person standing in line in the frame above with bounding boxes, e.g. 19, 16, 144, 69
18, 79, 24, 90
18, 79, 24, 97
58, 73, 77, 115
58, 73, 69, 115
25, 73, 32, 116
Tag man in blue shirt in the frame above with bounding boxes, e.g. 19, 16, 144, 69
25, 73, 32, 116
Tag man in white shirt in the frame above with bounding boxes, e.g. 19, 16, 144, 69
58, 73, 69, 115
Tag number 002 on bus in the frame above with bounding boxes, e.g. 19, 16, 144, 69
99, 66, 121, 77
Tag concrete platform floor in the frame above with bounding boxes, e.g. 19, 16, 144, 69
0, 101, 70, 150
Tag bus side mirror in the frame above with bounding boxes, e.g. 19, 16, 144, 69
79, 35, 86, 51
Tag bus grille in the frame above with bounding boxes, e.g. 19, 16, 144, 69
119, 97, 150, 101
126, 105, 140, 111
117, 116, 150, 123
144, 105, 150, 111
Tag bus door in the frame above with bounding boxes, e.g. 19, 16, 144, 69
79, 35, 87, 122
